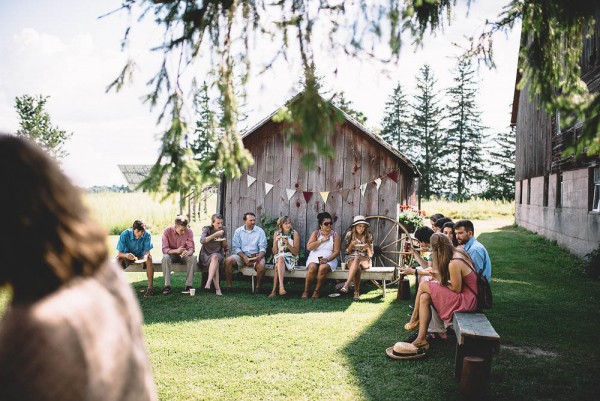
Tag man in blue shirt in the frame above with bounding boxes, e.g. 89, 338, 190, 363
454, 219, 492, 281
224, 212, 267, 292
117, 220, 155, 297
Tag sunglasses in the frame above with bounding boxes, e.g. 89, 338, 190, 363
322, 221, 332, 226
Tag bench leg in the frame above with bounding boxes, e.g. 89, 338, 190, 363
251, 275, 255, 293
454, 339, 494, 383
383, 279, 387, 297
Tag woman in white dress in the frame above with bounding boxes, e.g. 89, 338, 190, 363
302, 212, 341, 299
269, 216, 300, 298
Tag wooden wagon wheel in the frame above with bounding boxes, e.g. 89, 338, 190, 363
364, 215, 420, 290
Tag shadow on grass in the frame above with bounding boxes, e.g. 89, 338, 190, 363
131, 274, 390, 324
340, 225, 600, 401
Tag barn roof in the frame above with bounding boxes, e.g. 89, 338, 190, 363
241, 94, 421, 176
118, 164, 152, 190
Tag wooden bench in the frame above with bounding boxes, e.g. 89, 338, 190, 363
452, 312, 500, 383
123, 262, 395, 297
240, 266, 395, 296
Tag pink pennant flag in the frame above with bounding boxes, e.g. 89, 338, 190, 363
387, 171, 398, 183
303, 191, 313, 203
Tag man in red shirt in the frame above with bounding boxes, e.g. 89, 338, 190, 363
161, 215, 196, 294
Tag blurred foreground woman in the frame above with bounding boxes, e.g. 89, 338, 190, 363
0, 135, 157, 401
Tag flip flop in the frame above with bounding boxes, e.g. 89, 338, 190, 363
339, 286, 348, 294
162, 286, 171, 295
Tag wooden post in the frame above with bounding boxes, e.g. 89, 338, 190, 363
459, 356, 487, 400
396, 276, 410, 300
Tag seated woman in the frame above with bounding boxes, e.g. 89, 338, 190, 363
340, 215, 373, 300
403, 233, 478, 351
269, 216, 300, 298
442, 221, 459, 247
302, 212, 341, 299
200, 213, 227, 296
401, 226, 434, 282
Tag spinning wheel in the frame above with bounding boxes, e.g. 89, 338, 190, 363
363, 215, 421, 289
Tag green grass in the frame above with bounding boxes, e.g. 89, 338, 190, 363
422, 199, 515, 220
126, 222, 599, 400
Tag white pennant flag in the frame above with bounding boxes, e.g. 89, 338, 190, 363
360, 183, 367, 196
374, 178, 382, 190
247, 174, 256, 187
265, 182, 274, 195
286, 188, 296, 200
320, 191, 329, 203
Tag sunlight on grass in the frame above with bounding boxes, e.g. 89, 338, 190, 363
422, 199, 514, 220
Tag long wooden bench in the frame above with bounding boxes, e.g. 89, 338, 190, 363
240, 266, 395, 296
452, 312, 500, 384
123, 262, 395, 296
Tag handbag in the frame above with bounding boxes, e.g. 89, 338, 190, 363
453, 257, 493, 309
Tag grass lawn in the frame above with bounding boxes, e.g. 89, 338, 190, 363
125, 220, 600, 400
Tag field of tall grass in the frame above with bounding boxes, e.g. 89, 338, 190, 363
84, 192, 514, 235
83, 192, 217, 235
422, 198, 515, 221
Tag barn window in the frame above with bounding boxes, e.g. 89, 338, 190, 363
556, 173, 563, 208
543, 175, 549, 207
592, 167, 600, 212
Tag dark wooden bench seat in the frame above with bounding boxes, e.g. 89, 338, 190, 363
452, 312, 500, 382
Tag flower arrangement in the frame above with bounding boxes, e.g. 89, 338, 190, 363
398, 205, 426, 232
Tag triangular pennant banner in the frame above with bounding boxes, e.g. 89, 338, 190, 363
374, 178, 382, 190
360, 183, 367, 197
265, 182, 274, 195
341, 189, 350, 201
247, 174, 256, 187
387, 171, 398, 183
286, 188, 296, 200
303, 191, 313, 203
320, 191, 329, 203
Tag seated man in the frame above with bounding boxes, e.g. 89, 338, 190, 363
224, 212, 267, 292
454, 219, 492, 281
116, 220, 154, 297
161, 215, 196, 295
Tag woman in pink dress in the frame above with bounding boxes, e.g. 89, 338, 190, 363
403, 233, 478, 351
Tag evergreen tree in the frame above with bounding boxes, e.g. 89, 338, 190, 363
190, 82, 220, 171
333, 91, 367, 126
481, 126, 516, 200
15, 94, 71, 159
410, 65, 444, 200
445, 58, 486, 200
380, 83, 413, 155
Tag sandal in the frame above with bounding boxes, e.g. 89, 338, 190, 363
311, 290, 320, 299
143, 288, 154, 298
413, 340, 430, 350
162, 286, 171, 295
279, 289, 287, 296
353, 292, 360, 301
404, 320, 419, 331
339, 286, 348, 294
301, 291, 309, 299
268, 291, 277, 298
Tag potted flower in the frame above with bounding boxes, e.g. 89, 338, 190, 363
398, 205, 426, 233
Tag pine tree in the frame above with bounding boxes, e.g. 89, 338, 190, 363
190, 82, 220, 170
482, 125, 516, 200
15, 94, 71, 159
333, 91, 367, 125
445, 58, 486, 200
380, 83, 413, 155
410, 65, 444, 200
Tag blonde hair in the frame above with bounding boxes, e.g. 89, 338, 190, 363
430, 233, 471, 286
277, 216, 292, 233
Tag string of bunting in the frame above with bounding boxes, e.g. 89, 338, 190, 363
240, 169, 399, 204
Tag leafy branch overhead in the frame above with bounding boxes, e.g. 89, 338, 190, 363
108, 0, 599, 197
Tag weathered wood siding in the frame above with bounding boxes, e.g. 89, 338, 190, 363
221, 120, 417, 249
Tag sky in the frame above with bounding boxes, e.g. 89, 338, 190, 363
0, 0, 521, 187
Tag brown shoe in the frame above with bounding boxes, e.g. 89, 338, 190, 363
143, 288, 154, 298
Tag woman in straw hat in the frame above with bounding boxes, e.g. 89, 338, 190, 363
0, 135, 157, 400
339, 215, 373, 300
401, 233, 477, 352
